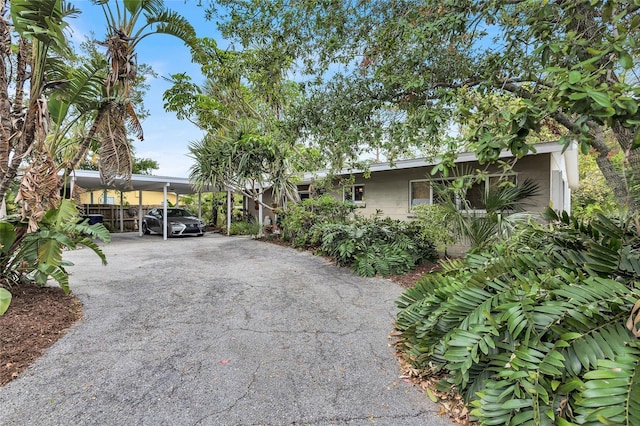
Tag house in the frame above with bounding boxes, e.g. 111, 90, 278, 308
288, 142, 578, 221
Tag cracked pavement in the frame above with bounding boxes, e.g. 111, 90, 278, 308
0, 233, 454, 426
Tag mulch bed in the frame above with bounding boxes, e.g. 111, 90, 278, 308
0, 284, 82, 386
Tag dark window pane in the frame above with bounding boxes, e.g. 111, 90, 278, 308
465, 181, 485, 209
354, 185, 365, 201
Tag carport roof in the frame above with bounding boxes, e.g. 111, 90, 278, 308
67, 170, 206, 194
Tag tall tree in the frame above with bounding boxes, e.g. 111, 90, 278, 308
205, 0, 640, 209
165, 38, 314, 208
1, 0, 195, 228
1, 0, 80, 229
61, 0, 196, 188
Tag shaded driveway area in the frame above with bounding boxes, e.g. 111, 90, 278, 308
0, 234, 453, 425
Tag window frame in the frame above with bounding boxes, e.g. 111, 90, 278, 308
343, 184, 366, 204
416, 174, 518, 213
408, 179, 432, 211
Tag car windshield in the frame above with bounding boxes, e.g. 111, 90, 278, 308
166, 209, 193, 217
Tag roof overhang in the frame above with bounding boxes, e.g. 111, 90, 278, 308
65, 170, 206, 194
300, 141, 576, 183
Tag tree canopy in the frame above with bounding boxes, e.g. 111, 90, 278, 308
205, 0, 640, 209
165, 38, 318, 208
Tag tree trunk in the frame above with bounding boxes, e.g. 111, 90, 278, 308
590, 128, 639, 211
211, 197, 218, 226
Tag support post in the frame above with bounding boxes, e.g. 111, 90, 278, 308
119, 192, 124, 233
163, 184, 169, 240
138, 190, 143, 237
258, 190, 263, 237
227, 190, 231, 236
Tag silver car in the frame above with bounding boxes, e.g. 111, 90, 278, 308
142, 208, 205, 237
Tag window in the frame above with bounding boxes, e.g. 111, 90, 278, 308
344, 184, 365, 202
463, 175, 518, 210
424, 175, 517, 211
409, 180, 431, 209
298, 185, 310, 200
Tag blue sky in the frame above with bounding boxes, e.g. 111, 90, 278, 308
69, 0, 222, 177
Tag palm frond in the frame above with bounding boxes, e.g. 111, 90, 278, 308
141, 10, 196, 46
11, 0, 79, 53
48, 57, 107, 126
574, 342, 640, 425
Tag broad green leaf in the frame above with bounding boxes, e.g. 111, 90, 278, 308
0, 288, 11, 316
0, 222, 16, 254
619, 51, 633, 69
501, 399, 532, 409
587, 90, 612, 108
568, 70, 581, 83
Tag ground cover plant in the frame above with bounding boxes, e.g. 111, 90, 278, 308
395, 208, 640, 425
228, 218, 261, 236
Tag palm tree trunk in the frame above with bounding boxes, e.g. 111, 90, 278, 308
62, 106, 108, 193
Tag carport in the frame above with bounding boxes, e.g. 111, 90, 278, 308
66, 170, 209, 241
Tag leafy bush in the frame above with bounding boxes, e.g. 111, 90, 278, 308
228, 219, 260, 236
395, 208, 640, 425
317, 216, 438, 277
412, 203, 458, 253
0, 199, 110, 315
279, 195, 356, 247
432, 177, 539, 253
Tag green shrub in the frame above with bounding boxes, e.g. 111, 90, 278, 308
318, 216, 438, 277
0, 200, 110, 315
395, 208, 640, 425
429, 177, 539, 253
229, 219, 260, 236
412, 203, 458, 253
279, 195, 356, 247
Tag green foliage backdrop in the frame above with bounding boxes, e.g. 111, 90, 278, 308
395, 209, 640, 425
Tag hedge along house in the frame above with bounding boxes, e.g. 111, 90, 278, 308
297, 141, 579, 221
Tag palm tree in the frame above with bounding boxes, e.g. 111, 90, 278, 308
61, 0, 196, 189
1, 0, 80, 230
435, 176, 540, 253
183, 44, 303, 215
188, 120, 300, 211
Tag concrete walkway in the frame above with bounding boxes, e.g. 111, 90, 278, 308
0, 233, 453, 425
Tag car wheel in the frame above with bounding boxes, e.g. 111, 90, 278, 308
142, 222, 150, 235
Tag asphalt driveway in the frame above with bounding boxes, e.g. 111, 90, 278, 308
0, 233, 453, 425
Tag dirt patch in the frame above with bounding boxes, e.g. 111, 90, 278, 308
387, 261, 441, 288
0, 284, 82, 386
